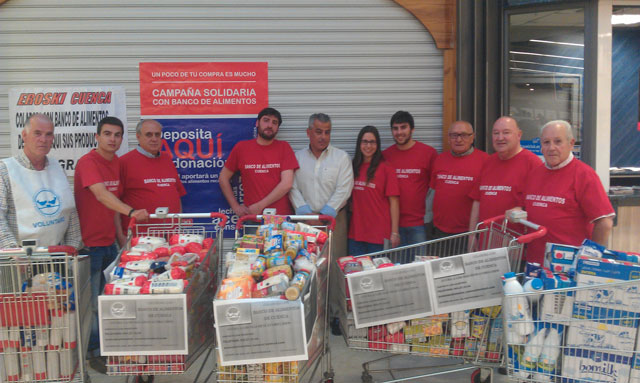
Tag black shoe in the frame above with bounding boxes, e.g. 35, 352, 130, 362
89, 356, 107, 374
330, 317, 341, 336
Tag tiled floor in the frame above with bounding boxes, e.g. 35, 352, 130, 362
86, 332, 511, 383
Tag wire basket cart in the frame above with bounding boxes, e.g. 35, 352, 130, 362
213, 214, 336, 383
99, 212, 226, 383
504, 262, 640, 382
0, 244, 91, 382
331, 215, 547, 383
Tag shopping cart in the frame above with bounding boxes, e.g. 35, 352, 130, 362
213, 214, 336, 383
504, 263, 640, 382
99, 212, 226, 383
331, 214, 547, 383
0, 243, 91, 382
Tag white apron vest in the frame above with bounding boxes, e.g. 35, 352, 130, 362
3, 156, 74, 246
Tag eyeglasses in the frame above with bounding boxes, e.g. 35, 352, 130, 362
361, 140, 377, 146
448, 133, 473, 140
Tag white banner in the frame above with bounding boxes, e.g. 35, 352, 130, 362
8, 86, 128, 176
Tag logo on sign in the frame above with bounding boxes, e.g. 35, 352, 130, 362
110, 302, 127, 318
359, 276, 375, 292
33, 189, 61, 216
225, 306, 241, 322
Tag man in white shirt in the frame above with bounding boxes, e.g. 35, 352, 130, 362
290, 113, 353, 254
0, 113, 81, 249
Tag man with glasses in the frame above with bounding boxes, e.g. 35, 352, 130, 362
383, 111, 437, 246
430, 121, 488, 238
468, 116, 541, 231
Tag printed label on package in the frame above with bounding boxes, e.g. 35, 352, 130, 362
430, 248, 511, 314
8, 86, 128, 176
348, 262, 433, 328
98, 295, 188, 356
214, 299, 308, 366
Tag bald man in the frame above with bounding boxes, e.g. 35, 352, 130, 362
468, 116, 542, 231
430, 121, 488, 238
515, 120, 614, 264
0, 113, 81, 249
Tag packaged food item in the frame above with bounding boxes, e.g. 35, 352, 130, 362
265, 234, 283, 253
284, 245, 298, 260
132, 236, 167, 249
281, 221, 296, 231
104, 283, 142, 295
257, 224, 275, 237
254, 274, 289, 298
202, 237, 214, 249
169, 233, 204, 245
119, 260, 156, 272
251, 256, 268, 279
262, 265, 293, 280
169, 245, 187, 255
184, 242, 203, 253
151, 267, 187, 281
140, 279, 188, 294
217, 276, 254, 300
120, 251, 158, 263
236, 248, 260, 261
266, 253, 291, 268
263, 215, 288, 227
129, 243, 154, 253
358, 256, 375, 271
337, 256, 357, 271
373, 257, 393, 268
285, 271, 309, 300
227, 261, 252, 278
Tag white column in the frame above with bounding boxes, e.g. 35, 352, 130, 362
596, 0, 613, 190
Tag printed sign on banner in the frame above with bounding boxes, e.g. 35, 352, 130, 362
139, 62, 268, 236
8, 86, 128, 176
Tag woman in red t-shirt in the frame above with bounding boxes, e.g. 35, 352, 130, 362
348, 126, 400, 255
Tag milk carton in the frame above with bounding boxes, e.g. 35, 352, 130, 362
574, 256, 640, 313
567, 303, 639, 356
561, 348, 631, 383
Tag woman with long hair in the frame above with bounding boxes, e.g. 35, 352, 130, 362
348, 126, 400, 255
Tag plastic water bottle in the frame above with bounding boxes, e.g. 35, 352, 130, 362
32, 346, 47, 381
503, 272, 534, 337
534, 328, 562, 382
62, 311, 77, 349
4, 348, 19, 381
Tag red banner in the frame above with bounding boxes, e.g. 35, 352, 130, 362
140, 62, 268, 116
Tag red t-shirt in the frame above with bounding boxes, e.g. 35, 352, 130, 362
469, 149, 542, 222
383, 141, 437, 227
74, 150, 122, 246
119, 149, 186, 231
521, 158, 614, 264
431, 149, 489, 233
348, 161, 400, 244
224, 139, 299, 215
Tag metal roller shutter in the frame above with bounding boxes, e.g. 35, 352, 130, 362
0, 0, 443, 159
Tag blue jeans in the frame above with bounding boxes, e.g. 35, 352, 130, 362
86, 244, 118, 354
399, 225, 427, 246
348, 239, 384, 256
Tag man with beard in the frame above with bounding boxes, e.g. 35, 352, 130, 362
220, 107, 299, 216
382, 111, 437, 246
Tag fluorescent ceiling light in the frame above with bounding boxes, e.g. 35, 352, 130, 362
510, 59, 584, 70
612, 14, 640, 25
530, 39, 584, 47
510, 51, 584, 61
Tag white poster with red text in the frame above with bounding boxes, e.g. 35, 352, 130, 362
8, 86, 128, 176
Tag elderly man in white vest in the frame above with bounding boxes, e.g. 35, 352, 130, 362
0, 113, 81, 249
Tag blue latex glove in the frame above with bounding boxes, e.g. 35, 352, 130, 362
319, 204, 337, 218
295, 205, 313, 215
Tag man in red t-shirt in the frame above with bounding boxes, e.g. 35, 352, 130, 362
382, 111, 437, 246
74, 116, 149, 360
468, 116, 542, 231
513, 120, 614, 264
118, 119, 186, 241
220, 107, 299, 216
431, 121, 488, 238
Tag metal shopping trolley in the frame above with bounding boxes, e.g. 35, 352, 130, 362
0, 243, 91, 382
99, 212, 226, 383
504, 261, 640, 383
213, 214, 336, 383
331, 215, 547, 383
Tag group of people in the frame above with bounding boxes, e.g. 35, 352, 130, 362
0, 107, 615, 368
